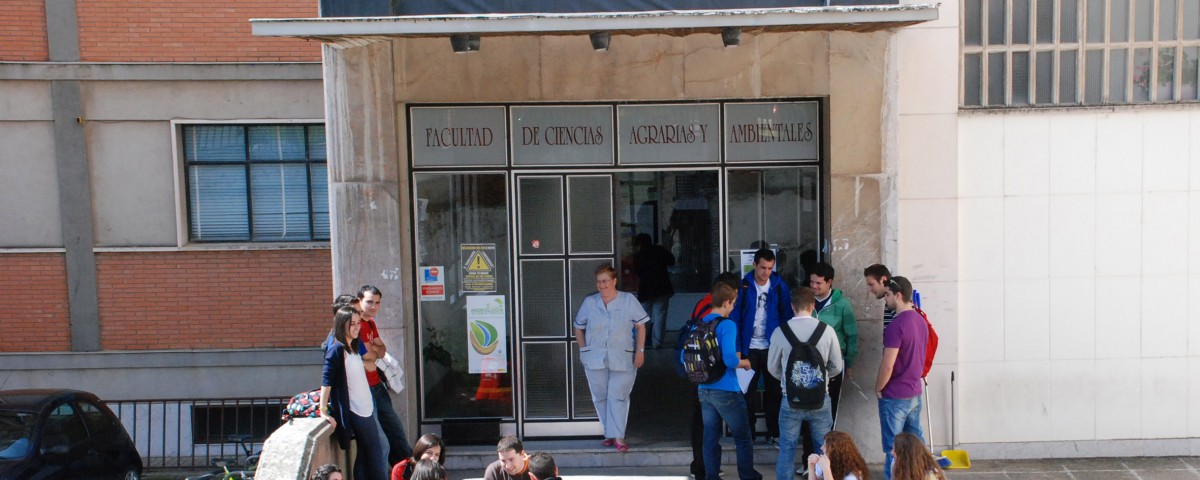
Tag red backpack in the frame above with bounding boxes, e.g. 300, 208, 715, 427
912, 306, 938, 379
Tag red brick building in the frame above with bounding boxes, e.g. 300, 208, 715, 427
0, 0, 333, 463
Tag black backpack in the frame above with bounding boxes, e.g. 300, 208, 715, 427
681, 316, 729, 384
779, 321, 829, 409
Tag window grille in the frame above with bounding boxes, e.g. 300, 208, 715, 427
962, 0, 1200, 106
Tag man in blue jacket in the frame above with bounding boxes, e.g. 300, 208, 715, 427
728, 248, 793, 444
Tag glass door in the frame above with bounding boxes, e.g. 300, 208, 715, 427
725, 167, 822, 294
516, 174, 615, 437
413, 173, 514, 421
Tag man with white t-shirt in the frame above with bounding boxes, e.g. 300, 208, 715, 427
728, 248, 794, 445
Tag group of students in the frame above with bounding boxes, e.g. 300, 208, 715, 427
306, 432, 450, 480
317, 285, 422, 480
678, 249, 942, 480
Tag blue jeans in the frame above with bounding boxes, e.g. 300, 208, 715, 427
641, 295, 671, 348
776, 396, 832, 480
879, 395, 924, 480
349, 412, 389, 480
699, 388, 762, 480
371, 383, 412, 464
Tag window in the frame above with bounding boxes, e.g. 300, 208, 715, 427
191, 402, 283, 444
962, 0, 1200, 106
182, 124, 330, 242
42, 403, 87, 449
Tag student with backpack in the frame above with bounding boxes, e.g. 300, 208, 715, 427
684, 281, 760, 480
874, 277, 928, 480
767, 287, 843, 480
678, 272, 742, 479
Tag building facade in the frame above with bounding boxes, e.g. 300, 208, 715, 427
0, 0, 335, 462
1, 0, 1197, 466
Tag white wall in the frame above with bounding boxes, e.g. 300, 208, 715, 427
893, 0, 961, 454
956, 108, 1200, 455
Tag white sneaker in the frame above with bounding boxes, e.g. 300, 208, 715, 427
795, 467, 807, 476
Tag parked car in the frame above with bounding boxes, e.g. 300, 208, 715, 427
0, 389, 142, 480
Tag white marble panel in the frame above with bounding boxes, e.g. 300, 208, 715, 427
1193, 112, 1200, 190
1140, 275, 1189, 358
1094, 276, 1141, 359
1003, 279, 1051, 360
958, 115, 1005, 198
906, 0, 959, 31
1048, 194, 1097, 278
1003, 196, 1050, 279
1002, 115, 1051, 196
1191, 358, 1200, 437
958, 280, 1005, 362
1049, 277, 1096, 360
1141, 112, 1190, 193
1095, 112, 1144, 193
1142, 192, 1190, 276
1048, 114, 1097, 195
898, 198, 958, 282
1191, 192, 1200, 277
1192, 276, 1200, 357
958, 362, 1009, 442
896, 28, 960, 116
958, 197, 1005, 281
1141, 358, 1189, 439
916, 281, 958, 363
1094, 193, 1143, 277
1051, 362, 1099, 441
1003, 361, 1053, 442
899, 114, 958, 200
1094, 358, 1143, 439
1049, 360, 1097, 440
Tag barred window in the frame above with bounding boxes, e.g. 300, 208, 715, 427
963, 0, 1200, 106
182, 124, 330, 242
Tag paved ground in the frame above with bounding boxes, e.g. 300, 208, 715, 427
447, 457, 1200, 480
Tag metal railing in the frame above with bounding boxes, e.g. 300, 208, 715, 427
109, 396, 290, 468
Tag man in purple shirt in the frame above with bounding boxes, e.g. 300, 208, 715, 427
874, 276, 927, 480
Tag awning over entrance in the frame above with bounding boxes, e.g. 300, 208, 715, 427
251, 5, 939, 42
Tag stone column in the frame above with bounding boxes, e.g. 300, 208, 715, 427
323, 40, 417, 432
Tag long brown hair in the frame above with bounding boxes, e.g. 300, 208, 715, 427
411, 433, 446, 465
823, 431, 869, 480
892, 433, 945, 480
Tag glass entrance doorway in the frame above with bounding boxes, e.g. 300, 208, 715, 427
409, 100, 826, 441
514, 170, 724, 438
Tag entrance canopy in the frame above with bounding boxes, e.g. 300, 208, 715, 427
251, 5, 939, 42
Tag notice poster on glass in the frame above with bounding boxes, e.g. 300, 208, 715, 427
419, 266, 446, 301
461, 243, 497, 293
467, 295, 508, 373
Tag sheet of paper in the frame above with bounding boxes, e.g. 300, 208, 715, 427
737, 368, 756, 394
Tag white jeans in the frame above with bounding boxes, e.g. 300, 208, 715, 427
584, 367, 638, 439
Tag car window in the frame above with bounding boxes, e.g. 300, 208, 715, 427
0, 412, 35, 459
42, 402, 88, 450
77, 400, 116, 436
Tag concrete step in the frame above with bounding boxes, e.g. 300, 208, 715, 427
443, 439, 785, 472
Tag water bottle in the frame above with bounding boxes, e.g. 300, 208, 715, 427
913, 289, 922, 309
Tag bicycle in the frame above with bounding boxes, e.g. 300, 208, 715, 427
183, 435, 259, 480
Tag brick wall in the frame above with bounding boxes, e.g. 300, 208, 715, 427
0, 254, 72, 352
0, 0, 49, 61
95, 249, 332, 350
76, 0, 321, 62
